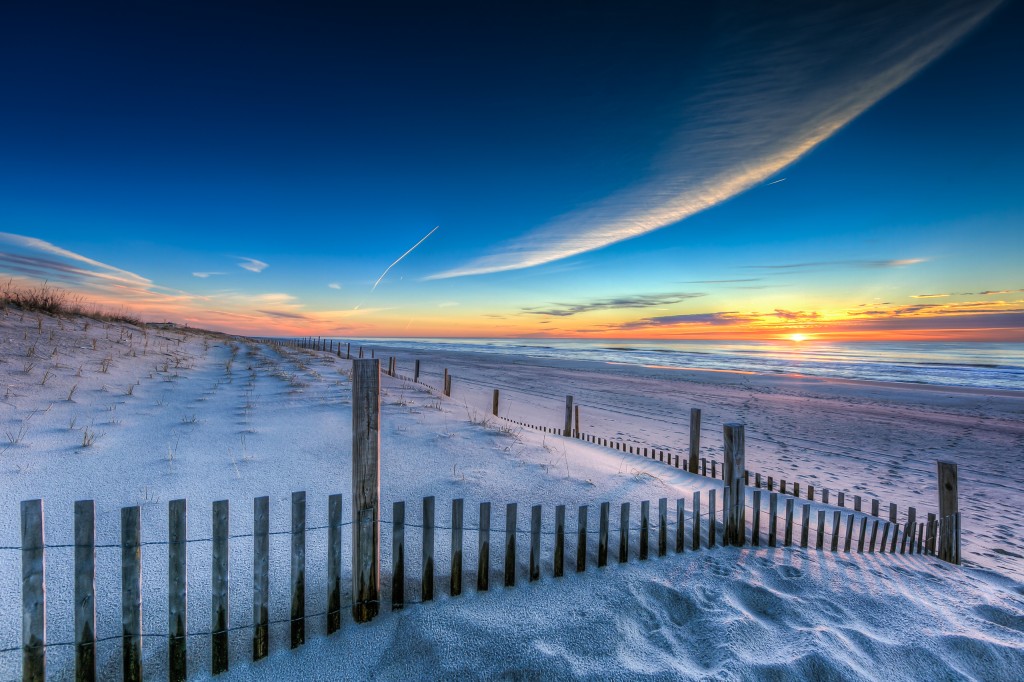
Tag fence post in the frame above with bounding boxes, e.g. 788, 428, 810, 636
504, 503, 517, 587
413, 359, 419, 382
816, 509, 825, 550
619, 503, 630, 563
530, 505, 542, 581
492, 389, 499, 417
478, 502, 491, 591
121, 506, 142, 681
688, 408, 701, 473
831, 511, 841, 552
347, 342, 351, 359
253, 496, 269, 660
783, 498, 794, 546
658, 498, 667, 557
800, 504, 810, 548
574, 405, 580, 437
168, 498, 187, 682
75, 499, 96, 682
392, 501, 404, 610
598, 502, 609, 567
423, 496, 435, 599
577, 506, 588, 572
639, 501, 649, 560
723, 423, 745, 546
563, 396, 574, 436
937, 461, 959, 563
751, 490, 761, 547
768, 492, 778, 547
443, 368, 448, 394
554, 505, 565, 577
22, 498, 44, 682
291, 491, 306, 647
675, 498, 685, 553
708, 490, 716, 547
212, 500, 229, 675
692, 491, 701, 551
352, 358, 381, 622
451, 499, 464, 596
444, 373, 452, 397
328, 494, 343, 629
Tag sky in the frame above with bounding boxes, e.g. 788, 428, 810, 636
1, 0, 1022, 341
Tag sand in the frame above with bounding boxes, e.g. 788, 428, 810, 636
1, 311, 1022, 680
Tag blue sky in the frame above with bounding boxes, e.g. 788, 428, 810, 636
1, 0, 1021, 339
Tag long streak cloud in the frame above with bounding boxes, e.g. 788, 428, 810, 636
428, 0, 1000, 280
372, 225, 439, 291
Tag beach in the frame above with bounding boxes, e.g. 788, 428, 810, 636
1, 312, 1023, 680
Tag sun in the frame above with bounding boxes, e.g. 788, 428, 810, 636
788, 333, 808, 342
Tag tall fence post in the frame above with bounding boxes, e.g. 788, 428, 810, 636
492, 389, 499, 416
352, 358, 381, 622
574, 405, 580, 437
75, 499, 96, 682
211, 500, 229, 674
423, 496, 435, 600
22, 499, 45, 682
392, 501, 405, 610
414, 359, 420, 382
168, 499, 187, 682
563, 395, 574, 436
530, 505, 542, 581
451, 499, 464, 596
478, 502, 491, 591
328, 494, 343, 630
252, 496, 269, 661
937, 461, 959, 563
577, 505, 588, 572
723, 423, 745, 546
121, 506, 142, 682
688, 408, 701, 473
291, 491, 306, 647
504, 503, 517, 587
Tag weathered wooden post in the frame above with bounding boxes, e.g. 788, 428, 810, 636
574, 404, 580, 437
598, 502, 609, 567
937, 461, 959, 563
347, 342, 351, 359
554, 505, 565, 577
451, 499, 464, 596
252, 496, 269, 660
723, 423, 745, 546
478, 502, 491, 591
75, 499, 96, 682
328, 494, 343, 629
504, 503, 517, 587
392, 501, 405, 610
563, 395, 574, 436
211, 500, 229, 674
492, 389, 499, 417
352, 358, 381, 622
121, 506, 142, 681
291, 491, 305, 648
444, 372, 452, 397
168, 499, 187, 682
22, 499, 45, 682
530, 505, 542, 581
577, 505, 588, 572
423, 496, 435, 599
688, 408, 701, 473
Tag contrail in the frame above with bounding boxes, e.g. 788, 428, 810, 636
371, 225, 439, 292
764, 177, 787, 186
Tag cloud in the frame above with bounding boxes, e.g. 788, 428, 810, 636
238, 257, 268, 273
328, 282, 342, 290
525, 292, 705, 317
773, 309, 820, 321
192, 272, 225, 278
746, 258, 926, 271
438, 301, 460, 308
0, 232, 153, 290
682, 278, 762, 284
615, 311, 752, 330
256, 309, 311, 320
428, 1, 997, 279
980, 289, 1024, 295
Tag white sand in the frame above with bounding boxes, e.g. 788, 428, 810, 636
1, 312, 1022, 680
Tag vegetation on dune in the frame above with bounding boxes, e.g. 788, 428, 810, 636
1, 280, 143, 326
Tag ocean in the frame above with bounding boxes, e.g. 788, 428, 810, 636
328, 338, 1024, 392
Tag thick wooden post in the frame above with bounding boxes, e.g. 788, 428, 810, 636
619, 503, 630, 563
768, 492, 778, 547
554, 505, 565, 577
844, 514, 854, 552
22, 499, 45, 682
574, 405, 580, 437
577, 505, 588, 572
598, 502, 610, 567
328, 494, 343, 629
708, 489, 717, 547
658, 498, 667, 557
692, 491, 701, 550
504, 503, 517, 587
291, 491, 306, 647
688, 408, 701, 473
675, 498, 685, 553
784, 498, 794, 546
121, 506, 142, 682
816, 509, 825, 550
413, 359, 419, 381
563, 395, 574, 436
937, 461, 959, 563
751, 490, 761, 547
168, 499, 187, 682
392, 501, 404, 610
451, 499, 464, 596
492, 389, 499, 416
800, 504, 810, 548
478, 502, 490, 591
423, 496, 435, 599
75, 500, 96, 682
639, 501, 649, 560
530, 505, 542, 581
211, 500, 229, 675
831, 511, 841, 551
723, 423, 745, 546
444, 373, 452, 397
352, 359, 381, 622
252, 496, 269, 660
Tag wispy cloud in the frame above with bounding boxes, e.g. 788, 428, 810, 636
238, 257, 268, 273
980, 289, 1024, 295
328, 282, 342, 290
614, 312, 753, 330
682, 278, 762, 284
372, 225, 439, 292
192, 272, 225, 278
773, 309, 820, 321
429, 1, 996, 279
525, 292, 705, 317
746, 258, 926, 271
